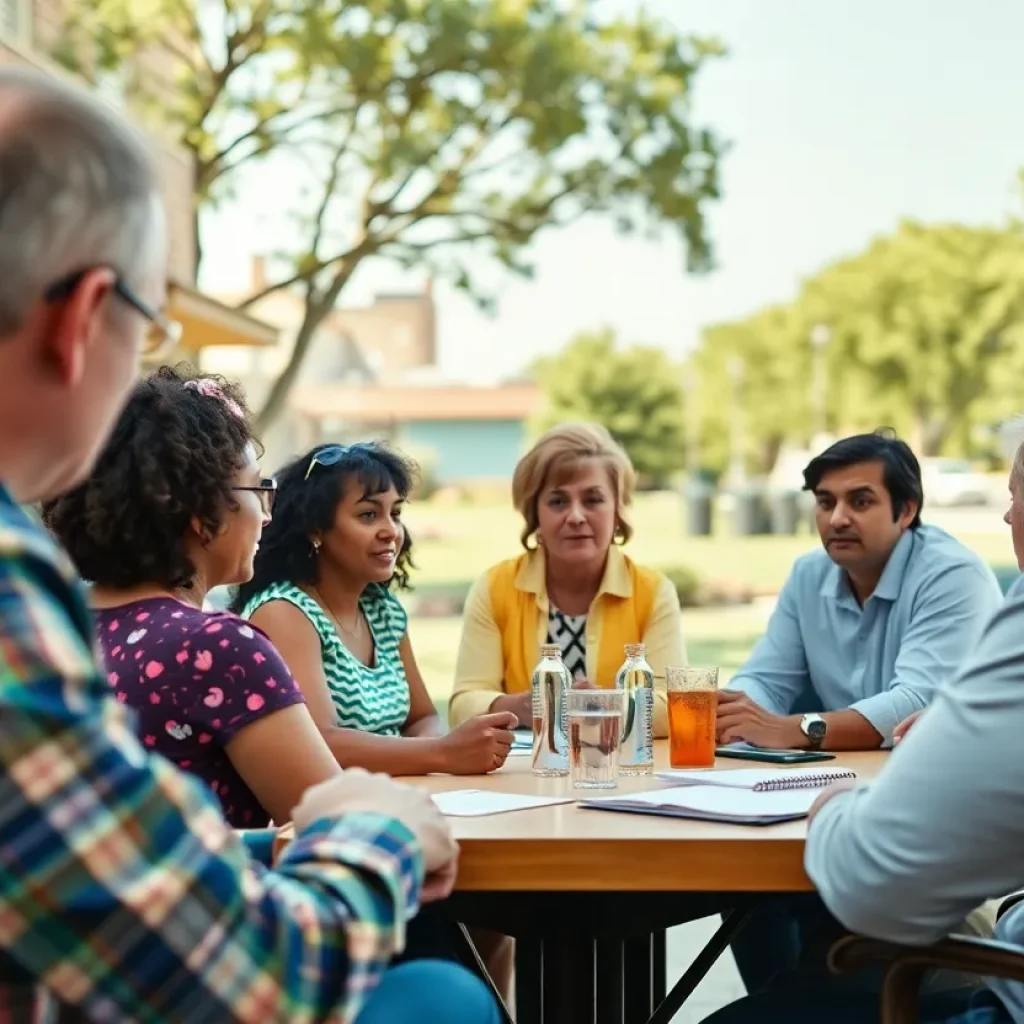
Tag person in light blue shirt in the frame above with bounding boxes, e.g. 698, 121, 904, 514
702, 448, 1024, 1024
717, 431, 1002, 752
718, 431, 1004, 1000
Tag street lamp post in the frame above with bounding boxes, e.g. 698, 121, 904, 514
810, 324, 832, 444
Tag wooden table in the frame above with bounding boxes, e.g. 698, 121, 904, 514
395, 744, 888, 1024
398, 746, 887, 894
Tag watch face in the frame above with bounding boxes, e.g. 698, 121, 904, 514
808, 719, 827, 740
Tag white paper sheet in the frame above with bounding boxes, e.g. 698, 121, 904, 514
431, 789, 574, 817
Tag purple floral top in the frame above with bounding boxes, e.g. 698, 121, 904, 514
94, 597, 306, 828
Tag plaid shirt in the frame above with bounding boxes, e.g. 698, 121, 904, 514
0, 486, 423, 1023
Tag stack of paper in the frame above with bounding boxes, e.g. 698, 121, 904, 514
578, 785, 819, 825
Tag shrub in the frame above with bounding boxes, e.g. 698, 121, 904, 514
662, 565, 702, 608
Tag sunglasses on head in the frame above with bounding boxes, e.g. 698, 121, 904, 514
232, 478, 277, 517
304, 444, 369, 481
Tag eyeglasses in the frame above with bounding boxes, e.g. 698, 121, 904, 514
44, 269, 183, 362
304, 443, 367, 480
233, 478, 277, 517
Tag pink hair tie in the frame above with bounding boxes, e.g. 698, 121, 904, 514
183, 379, 245, 419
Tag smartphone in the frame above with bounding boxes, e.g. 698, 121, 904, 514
715, 742, 836, 764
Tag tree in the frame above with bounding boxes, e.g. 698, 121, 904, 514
55, 0, 726, 430
690, 220, 1024, 467
691, 304, 811, 476
798, 221, 1024, 455
532, 329, 686, 482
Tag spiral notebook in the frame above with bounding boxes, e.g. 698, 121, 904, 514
655, 766, 857, 792
578, 785, 820, 825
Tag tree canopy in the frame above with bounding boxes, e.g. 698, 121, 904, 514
56, 0, 726, 429
691, 219, 1024, 471
532, 328, 686, 483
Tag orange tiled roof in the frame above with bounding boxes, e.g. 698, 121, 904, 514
290, 383, 541, 422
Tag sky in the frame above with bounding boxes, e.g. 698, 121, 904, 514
199, 0, 1024, 384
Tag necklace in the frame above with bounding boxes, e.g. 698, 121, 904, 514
312, 586, 365, 641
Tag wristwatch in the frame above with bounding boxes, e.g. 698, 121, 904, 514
800, 713, 827, 750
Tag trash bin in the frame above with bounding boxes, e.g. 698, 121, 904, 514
769, 490, 800, 536
732, 485, 769, 536
685, 479, 715, 536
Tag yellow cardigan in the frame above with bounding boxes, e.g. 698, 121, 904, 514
449, 547, 686, 737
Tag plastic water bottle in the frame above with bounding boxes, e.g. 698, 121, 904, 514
531, 644, 571, 777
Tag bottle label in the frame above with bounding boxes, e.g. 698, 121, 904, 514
620, 685, 653, 767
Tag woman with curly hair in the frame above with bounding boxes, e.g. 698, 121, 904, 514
43, 367, 339, 828
233, 443, 517, 776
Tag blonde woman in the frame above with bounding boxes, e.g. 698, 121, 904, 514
450, 423, 686, 736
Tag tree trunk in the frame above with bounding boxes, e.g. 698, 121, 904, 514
252, 258, 362, 433
253, 304, 330, 433
192, 205, 203, 281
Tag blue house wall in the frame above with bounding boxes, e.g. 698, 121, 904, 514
398, 418, 526, 483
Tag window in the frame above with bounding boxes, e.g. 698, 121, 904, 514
0, 0, 30, 47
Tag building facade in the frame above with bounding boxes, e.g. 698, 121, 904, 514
0, 3, 277, 363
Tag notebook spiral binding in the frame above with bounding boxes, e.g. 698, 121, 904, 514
753, 769, 856, 792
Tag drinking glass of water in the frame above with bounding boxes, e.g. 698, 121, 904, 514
566, 688, 626, 789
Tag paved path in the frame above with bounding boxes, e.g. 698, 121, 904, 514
666, 919, 745, 1022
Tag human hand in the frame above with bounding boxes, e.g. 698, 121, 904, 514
808, 779, 858, 822
715, 689, 798, 749
440, 712, 517, 774
292, 769, 458, 874
571, 677, 598, 690
490, 691, 533, 727
892, 709, 923, 746
421, 850, 460, 904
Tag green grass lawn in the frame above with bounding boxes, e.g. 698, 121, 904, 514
404, 491, 1017, 705
405, 491, 1013, 595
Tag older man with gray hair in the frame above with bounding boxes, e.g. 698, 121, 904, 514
0, 68, 498, 1024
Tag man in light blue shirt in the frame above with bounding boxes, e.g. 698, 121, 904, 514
718, 431, 1004, 999
718, 431, 1002, 752
701, 450, 1024, 1024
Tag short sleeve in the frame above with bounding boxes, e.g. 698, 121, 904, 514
381, 590, 408, 640
180, 613, 306, 742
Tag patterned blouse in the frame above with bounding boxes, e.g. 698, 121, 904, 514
242, 583, 411, 736
548, 604, 588, 681
94, 597, 306, 827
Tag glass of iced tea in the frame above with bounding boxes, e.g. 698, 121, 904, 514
666, 667, 718, 768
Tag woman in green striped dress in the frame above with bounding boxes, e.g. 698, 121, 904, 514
236, 442, 517, 995
233, 442, 517, 776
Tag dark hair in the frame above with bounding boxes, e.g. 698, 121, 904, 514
802, 429, 924, 529
43, 365, 260, 588
232, 441, 417, 612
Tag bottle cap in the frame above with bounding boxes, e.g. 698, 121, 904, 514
624, 643, 646, 658
540, 644, 562, 658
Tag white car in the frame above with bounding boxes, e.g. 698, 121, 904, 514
921, 458, 992, 508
